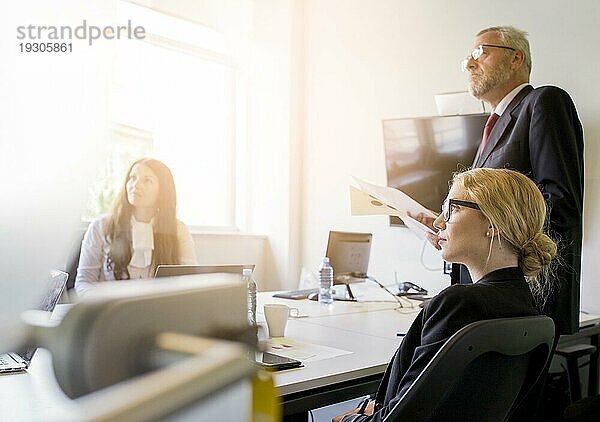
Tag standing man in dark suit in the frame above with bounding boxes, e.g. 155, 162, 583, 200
417, 25, 584, 335
462, 25, 584, 335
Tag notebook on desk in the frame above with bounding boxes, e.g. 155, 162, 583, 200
154, 264, 255, 278
0, 270, 68, 373
273, 288, 319, 300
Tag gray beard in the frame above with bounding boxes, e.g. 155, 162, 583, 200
468, 67, 511, 99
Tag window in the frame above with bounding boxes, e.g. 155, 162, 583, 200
86, 1, 243, 230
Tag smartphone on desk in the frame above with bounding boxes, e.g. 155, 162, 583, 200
254, 351, 303, 371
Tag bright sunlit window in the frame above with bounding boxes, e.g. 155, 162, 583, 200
86, 1, 242, 230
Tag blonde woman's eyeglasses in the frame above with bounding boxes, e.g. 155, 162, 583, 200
441, 199, 481, 222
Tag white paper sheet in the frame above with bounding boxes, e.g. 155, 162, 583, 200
350, 186, 401, 216
268, 338, 352, 363
401, 214, 437, 240
350, 177, 438, 239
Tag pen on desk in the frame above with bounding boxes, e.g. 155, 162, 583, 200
396, 332, 406, 337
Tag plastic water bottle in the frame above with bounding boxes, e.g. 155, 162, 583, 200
318, 257, 334, 304
244, 268, 257, 325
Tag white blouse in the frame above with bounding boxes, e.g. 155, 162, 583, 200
74, 217, 197, 296
130, 216, 154, 268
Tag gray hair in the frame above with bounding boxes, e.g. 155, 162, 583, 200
477, 25, 532, 75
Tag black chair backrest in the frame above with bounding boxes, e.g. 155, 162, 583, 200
383, 316, 555, 422
65, 230, 85, 292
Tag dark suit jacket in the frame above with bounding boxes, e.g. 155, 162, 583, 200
341, 267, 538, 422
456, 85, 584, 335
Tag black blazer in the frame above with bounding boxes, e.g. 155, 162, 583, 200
458, 85, 584, 335
342, 267, 538, 422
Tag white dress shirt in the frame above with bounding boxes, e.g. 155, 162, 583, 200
493, 82, 530, 116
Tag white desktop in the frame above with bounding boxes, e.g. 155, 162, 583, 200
1, 277, 598, 421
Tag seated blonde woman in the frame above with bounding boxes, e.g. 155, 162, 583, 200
75, 158, 196, 296
334, 168, 557, 422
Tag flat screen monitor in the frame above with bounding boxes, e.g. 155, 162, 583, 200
325, 231, 372, 285
382, 113, 488, 226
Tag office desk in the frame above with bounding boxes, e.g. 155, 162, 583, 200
0, 348, 81, 421
258, 289, 600, 421
268, 317, 401, 420
0, 296, 412, 421
257, 289, 421, 420
2, 298, 599, 421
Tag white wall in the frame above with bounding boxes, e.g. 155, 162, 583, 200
301, 0, 600, 311
192, 233, 267, 286
245, 0, 304, 290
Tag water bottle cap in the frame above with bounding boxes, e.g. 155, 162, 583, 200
242, 268, 253, 276
323, 257, 330, 263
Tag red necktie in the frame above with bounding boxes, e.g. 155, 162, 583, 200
481, 112, 499, 150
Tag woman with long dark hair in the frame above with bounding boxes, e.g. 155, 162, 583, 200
75, 158, 196, 296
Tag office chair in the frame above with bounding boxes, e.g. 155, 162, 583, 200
65, 238, 82, 292
382, 316, 555, 422
61, 230, 85, 302
555, 343, 598, 402
557, 344, 600, 421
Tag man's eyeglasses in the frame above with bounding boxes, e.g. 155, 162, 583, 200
461, 44, 517, 72
441, 199, 481, 222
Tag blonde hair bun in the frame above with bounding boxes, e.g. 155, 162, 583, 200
520, 232, 557, 277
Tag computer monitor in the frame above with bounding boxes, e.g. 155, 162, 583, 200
326, 231, 372, 299
382, 113, 489, 226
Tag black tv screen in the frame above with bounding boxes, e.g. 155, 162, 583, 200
382, 113, 489, 226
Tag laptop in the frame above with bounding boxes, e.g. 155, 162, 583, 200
154, 264, 256, 278
326, 231, 372, 284
273, 231, 372, 300
0, 270, 68, 373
